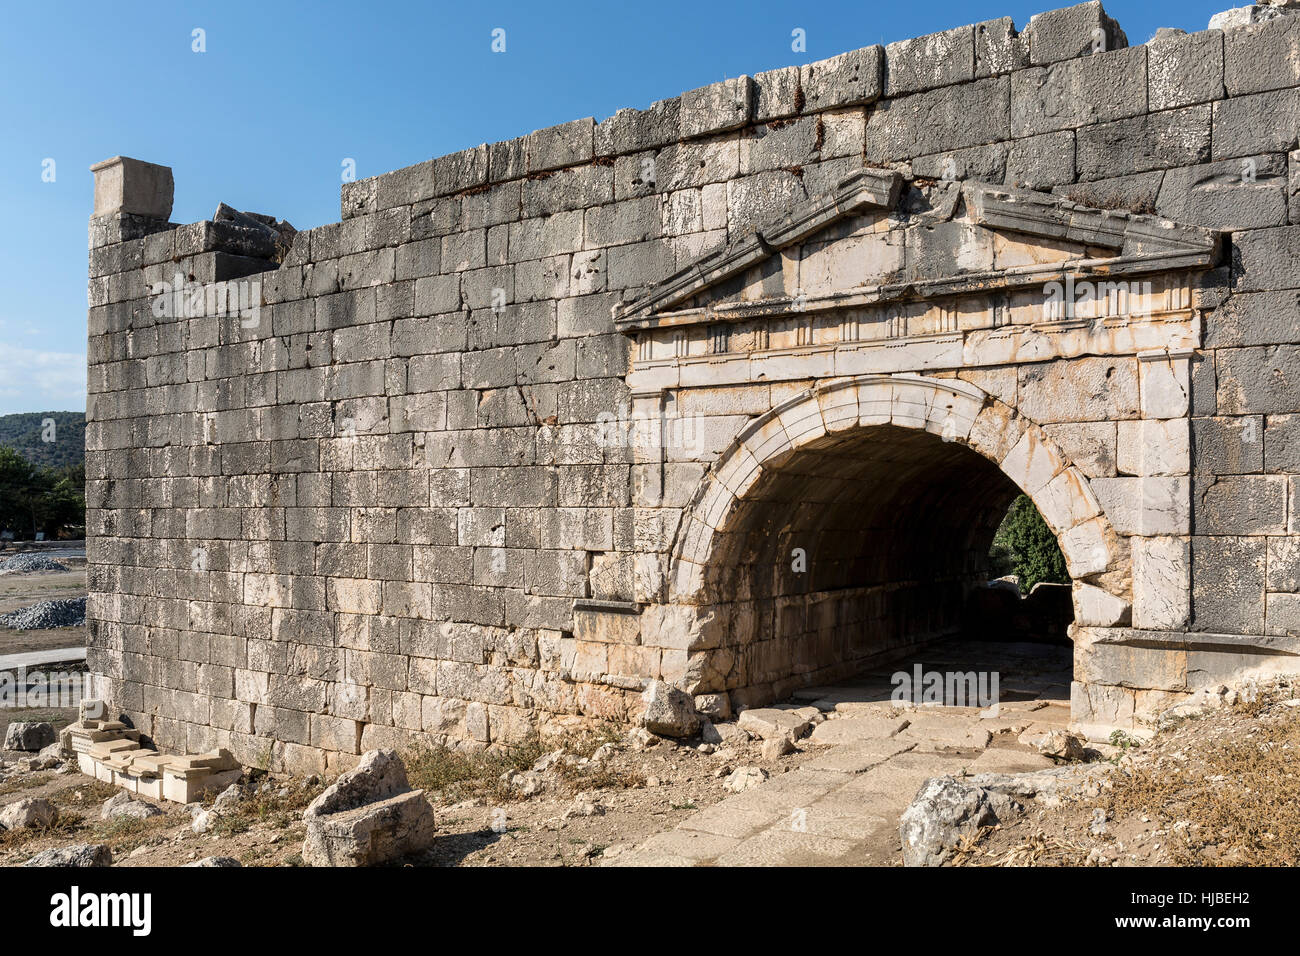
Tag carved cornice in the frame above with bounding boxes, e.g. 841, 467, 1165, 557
614, 170, 1222, 334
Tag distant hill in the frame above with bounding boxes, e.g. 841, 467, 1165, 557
0, 412, 85, 469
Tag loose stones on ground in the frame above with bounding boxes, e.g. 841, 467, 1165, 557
3, 721, 56, 752
22, 844, 113, 867
101, 790, 164, 822
0, 797, 55, 830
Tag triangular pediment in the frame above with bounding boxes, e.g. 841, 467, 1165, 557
614, 169, 1222, 333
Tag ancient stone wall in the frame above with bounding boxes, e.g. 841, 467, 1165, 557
85, 2, 1300, 772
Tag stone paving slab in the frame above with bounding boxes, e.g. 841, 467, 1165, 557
809, 714, 911, 744
711, 827, 862, 866
801, 739, 914, 774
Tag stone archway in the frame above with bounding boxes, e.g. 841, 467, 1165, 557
645, 374, 1130, 712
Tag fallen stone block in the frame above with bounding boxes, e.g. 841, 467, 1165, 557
0, 797, 55, 830
22, 843, 112, 867
738, 708, 811, 740
640, 680, 700, 738
1037, 729, 1087, 761
723, 766, 768, 793
305, 748, 409, 819
302, 749, 437, 867
185, 856, 242, 867
899, 777, 999, 867
3, 721, 56, 752
302, 789, 437, 867
900, 763, 1116, 866
100, 791, 163, 822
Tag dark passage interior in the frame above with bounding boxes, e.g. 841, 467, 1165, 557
704, 423, 1075, 707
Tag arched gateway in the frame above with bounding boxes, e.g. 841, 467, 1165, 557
652, 375, 1126, 708
604, 168, 1219, 738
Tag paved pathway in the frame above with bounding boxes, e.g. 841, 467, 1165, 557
609, 640, 1072, 866
0, 647, 87, 671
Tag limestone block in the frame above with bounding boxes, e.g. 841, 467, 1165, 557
1148, 28, 1224, 111
1191, 536, 1266, 632
1091, 476, 1190, 536
1025, 1, 1128, 65
1266, 536, 1300, 591
523, 118, 594, 174
1043, 421, 1117, 478
680, 77, 753, 139
1193, 475, 1288, 534
753, 66, 800, 122
1156, 156, 1288, 230
1035, 468, 1102, 533
1117, 419, 1190, 477
1133, 536, 1191, 630
1265, 592, 1300, 635
1137, 352, 1191, 419
1011, 46, 1147, 137
1017, 357, 1139, 425
884, 25, 974, 96
302, 789, 436, 866
801, 46, 883, 111
1224, 14, 1300, 96
1059, 515, 1118, 578
975, 18, 1030, 77
1001, 427, 1063, 496
1076, 106, 1211, 180
1073, 583, 1131, 626
90, 156, 174, 220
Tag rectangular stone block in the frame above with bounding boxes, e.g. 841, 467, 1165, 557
1191, 416, 1264, 474
1191, 535, 1266, 633
1025, 1, 1127, 65
1117, 419, 1189, 477
1155, 156, 1287, 230
1224, 15, 1300, 95
1148, 30, 1224, 111
1091, 476, 1190, 536
90, 156, 174, 220
1193, 475, 1288, 535
680, 76, 753, 139
801, 46, 883, 112
864, 76, 1009, 161
1011, 45, 1146, 137
1133, 535, 1190, 630
527, 117, 595, 173
1075, 106, 1211, 181
1212, 87, 1300, 158
884, 25, 974, 96
976, 18, 1030, 77
1231, 226, 1300, 292
1216, 346, 1300, 414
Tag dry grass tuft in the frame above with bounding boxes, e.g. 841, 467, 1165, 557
405, 735, 547, 803
1103, 699, 1300, 866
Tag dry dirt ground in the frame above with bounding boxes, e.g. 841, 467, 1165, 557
951, 681, 1300, 868
0, 727, 799, 867
1, 639, 1078, 868
0, 548, 86, 657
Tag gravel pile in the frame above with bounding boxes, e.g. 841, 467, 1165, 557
0, 554, 69, 574
0, 597, 86, 630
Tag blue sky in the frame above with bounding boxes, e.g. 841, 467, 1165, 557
0, 0, 1229, 416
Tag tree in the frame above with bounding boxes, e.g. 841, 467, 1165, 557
989, 494, 1069, 593
0, 448, 85, 540
0, 446, 39, 538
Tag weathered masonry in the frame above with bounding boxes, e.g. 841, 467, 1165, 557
86, 2, 1300, 773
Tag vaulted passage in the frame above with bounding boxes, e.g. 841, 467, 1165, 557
692, 422, 1073, 709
